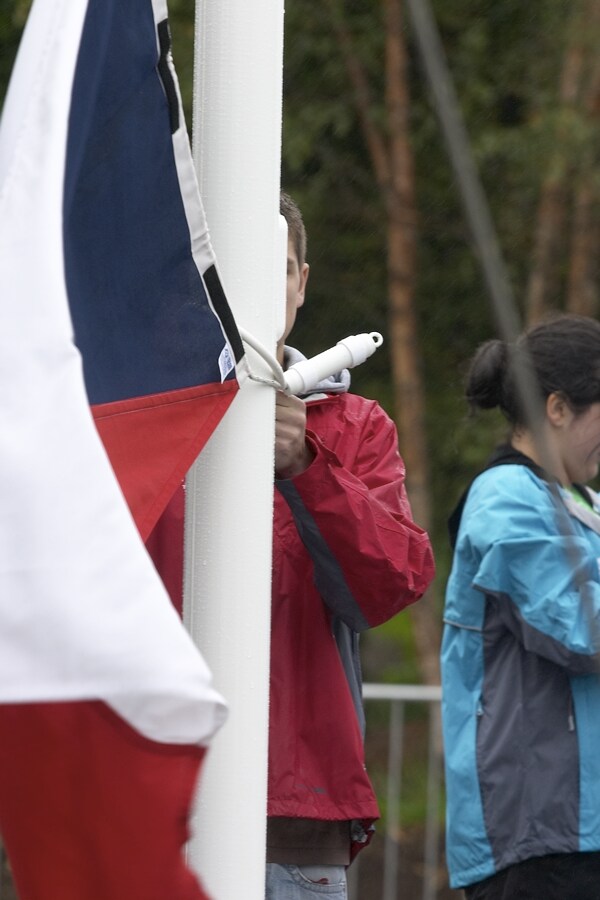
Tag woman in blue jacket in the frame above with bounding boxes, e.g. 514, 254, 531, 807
442, 315, 600, 899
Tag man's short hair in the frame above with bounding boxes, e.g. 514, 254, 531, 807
280, 191, 307, 267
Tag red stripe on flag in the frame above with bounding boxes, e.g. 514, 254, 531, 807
146, 484, 186, 615
0, 701, 211, 900
93, 380, 238, 540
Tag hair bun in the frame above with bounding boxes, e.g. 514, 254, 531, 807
465, 339, 508, 410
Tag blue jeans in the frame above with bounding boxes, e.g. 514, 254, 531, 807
265, 863, 348, 899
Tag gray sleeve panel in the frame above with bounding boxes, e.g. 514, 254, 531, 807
476, 587, 600, 676
332, 617, 365, 737
276, 481, 370, 633
478, 596, 580, 869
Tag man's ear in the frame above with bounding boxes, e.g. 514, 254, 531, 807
546, 392, 571, 428
297, 262, 309, 309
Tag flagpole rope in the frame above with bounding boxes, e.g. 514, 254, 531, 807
239, 327, 288, 390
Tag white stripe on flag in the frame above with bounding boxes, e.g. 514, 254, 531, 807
0, 0, 227, 747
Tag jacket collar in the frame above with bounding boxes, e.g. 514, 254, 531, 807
447, 443, 593, 549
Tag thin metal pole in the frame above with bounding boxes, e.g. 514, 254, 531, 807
404, 0, 520, 345
383, 700, 405, 900
422, 705, 442, 900
405, 0, 547, 434
404, 0, 595, 594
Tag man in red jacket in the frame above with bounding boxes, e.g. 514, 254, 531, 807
265, 193, 435, 899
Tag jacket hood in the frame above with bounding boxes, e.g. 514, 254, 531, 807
283, 345, 351, 400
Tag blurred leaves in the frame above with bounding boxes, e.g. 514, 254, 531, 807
0, 0, 31, 111
2, 0, 598, 657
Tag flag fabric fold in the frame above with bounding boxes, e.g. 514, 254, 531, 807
63, 0, 247, 541
0, 0, 239, 896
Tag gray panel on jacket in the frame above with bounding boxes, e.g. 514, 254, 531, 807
477, 595, 580, 871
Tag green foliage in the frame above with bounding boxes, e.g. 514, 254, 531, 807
281, 0, 583, 602
365, 703, 445, 830
362, 613, 422, 685
0, 1, 31, 112
0, 1, 195, 126
165, 0, 195, 127
1, 0, 592, 674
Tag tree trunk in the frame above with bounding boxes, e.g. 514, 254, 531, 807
326, 0, 441, 684
567, 181, 600, 316
384, 0, 440, 686
566, 1, 600, 315
525, 8, 586, 323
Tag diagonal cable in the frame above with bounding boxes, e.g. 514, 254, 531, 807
406, 0, 599, 625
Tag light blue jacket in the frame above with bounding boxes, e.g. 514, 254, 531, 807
442, 455, 600, 888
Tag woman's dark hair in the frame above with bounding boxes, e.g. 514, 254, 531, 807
466, 314, 600, 427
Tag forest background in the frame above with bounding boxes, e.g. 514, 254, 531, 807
2, 0, 598, 689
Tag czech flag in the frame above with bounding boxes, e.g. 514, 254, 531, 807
0, 0, 244, 897
65, 0, 246, 542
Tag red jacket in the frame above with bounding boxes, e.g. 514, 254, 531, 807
269, 390, 434, 834
147, 385, 435, 849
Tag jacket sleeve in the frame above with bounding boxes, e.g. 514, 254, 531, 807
275, 397, 435, 630
465, 469, 600, 675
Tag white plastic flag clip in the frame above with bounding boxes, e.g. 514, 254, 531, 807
284, 332, 384, 396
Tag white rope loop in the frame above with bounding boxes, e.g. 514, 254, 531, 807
238, 328, 383, 397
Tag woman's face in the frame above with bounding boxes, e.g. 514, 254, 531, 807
558, 401, 600, 485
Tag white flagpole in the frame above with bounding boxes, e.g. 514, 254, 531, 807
184, 1, 284, 898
